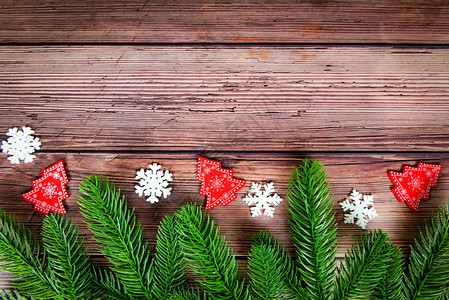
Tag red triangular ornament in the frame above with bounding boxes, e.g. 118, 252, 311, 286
197, 156, 246, 209
22, 160, 69, 215
388, 163, 442, 212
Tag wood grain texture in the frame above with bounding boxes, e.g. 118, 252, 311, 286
1, 0, 449, 44
1, 46, 448, 152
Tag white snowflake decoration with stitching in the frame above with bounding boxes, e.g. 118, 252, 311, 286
1, 126, 41, 164
243, 182, 283, 217
135, 163, 173, 203
41, 182, 58, 199
339, 189, 378, 229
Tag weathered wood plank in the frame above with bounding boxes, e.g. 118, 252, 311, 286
1, 0, 449, 44
1, 46, 449, 152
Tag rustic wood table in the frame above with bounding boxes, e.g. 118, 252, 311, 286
0, 0, 449, 291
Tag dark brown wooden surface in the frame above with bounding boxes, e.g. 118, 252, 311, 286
0, 0, 449, 293
1, 0, 449, 44
1, 46, 448, 152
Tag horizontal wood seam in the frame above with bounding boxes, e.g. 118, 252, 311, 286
1, 42, 449, 48
37, 149, 449, 155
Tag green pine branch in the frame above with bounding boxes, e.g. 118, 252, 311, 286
90, 267, 133, 300
175, 203, 250, 300
42, 212, 92, 299
167, 287, 211, 300
0, 290, 31, 300
287, 159, 337, 300
372, 243, 404, 300
248, 231, 307, 300
77, 175, 153, 299
437, 284, 449, 300
403, 202, 449, 300
0, 208, 58, 299
153, 214, 187, 299
332, 229, 391, 300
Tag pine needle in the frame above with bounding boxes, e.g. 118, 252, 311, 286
77, 175, 153, 299
175, 203, 250, 300
167, 287, 211, 300
287, 159, 337, 300
372, 243, 404, 300
90, 267, 132, 300
153, 214, 187, 299
0, 290, 31, 300
332, 229, 391, 300
0, 208, 58, 299
403, 202, 449, 300
248, 231, 307, 300
42, 212, 92, 299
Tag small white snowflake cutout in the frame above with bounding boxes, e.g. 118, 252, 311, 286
243, 182, 283, 217
1, 126, 41, 164
339, 189, 378, 229
41, 182, 58, 199
135, 163, 173, 203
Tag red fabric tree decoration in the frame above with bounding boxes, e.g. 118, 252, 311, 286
22, 160, 69, 214
197, 156, 246, 209
388, 163, 442, 212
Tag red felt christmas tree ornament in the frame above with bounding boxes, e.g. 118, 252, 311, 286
196, 156, 246, 209
22, 160, 69, 214
388, 163, 442, 212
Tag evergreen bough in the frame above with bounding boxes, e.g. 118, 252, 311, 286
403, 203, 449, 299
0, 160, 447, 299
78, 175, 153, 298
90, 267, 130, 300
287, 160, 337, 299
247, 231, 305, 299
153, 215, 187, 299
175, 203, 249, 299
373, 243, 404, 300
42, 212, 92, 299
0, 208, 58, 299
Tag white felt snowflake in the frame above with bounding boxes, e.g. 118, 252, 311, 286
243, 182, 283, 217
135, 163, 173, 203
339, 189, 378, 229
1, 126, 41, 164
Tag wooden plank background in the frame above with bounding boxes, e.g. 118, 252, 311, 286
1, 0, 449, 43
0, 0, 449, 293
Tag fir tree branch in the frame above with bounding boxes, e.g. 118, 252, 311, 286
167, 287, 211, 300
286, 159, 337, 300
248, 231, 307, 300
153, 214, 187, 299
332, 229, 391, 300
437, 284, 449, 300
77, 175, 153, 299
403, 202, 449, 300
90, 267, 133, 300
0, 208, 59, 299
372, 243, 404, 300
0, 290, 31, 300
175, 203, 250, 300
42, 212, 92, 299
